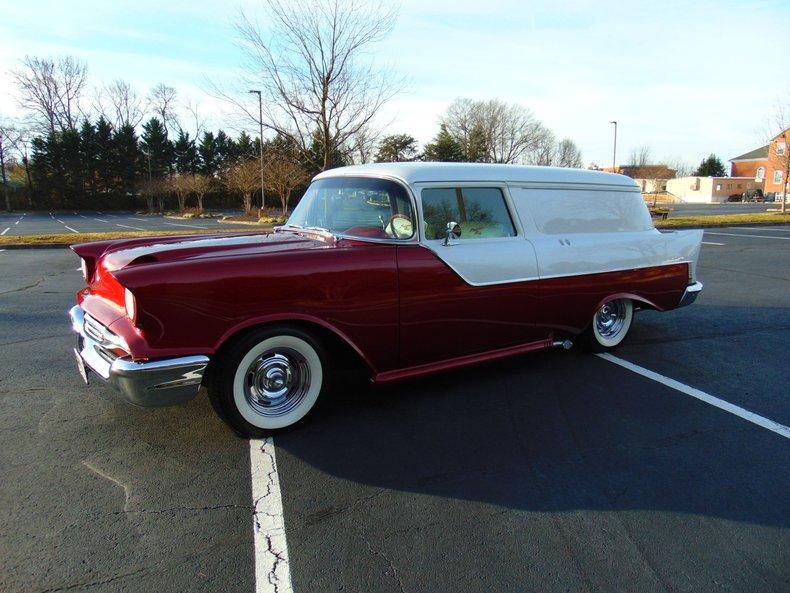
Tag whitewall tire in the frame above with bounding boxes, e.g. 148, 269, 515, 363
582, 298, 634, 351
208, 326, 328, 437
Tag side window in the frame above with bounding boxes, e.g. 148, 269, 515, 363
421, 187, 516, 240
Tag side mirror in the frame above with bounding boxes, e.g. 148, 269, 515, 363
443, 221, 462, 245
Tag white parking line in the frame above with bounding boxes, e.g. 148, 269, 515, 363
598, 353, 790, 439
732, 226, 790, 232
94, 218, 109, 223
78, 214, 88, 219
63, 226, 79, 233
250, 438, 293, 593
129, 217, 148, 222
701, 241, 725, 246
163, 221, 206, 229
704, 231, 790, 241
1, 227, 9, 235
116, 223, 145, 231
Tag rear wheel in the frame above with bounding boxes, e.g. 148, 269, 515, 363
207, 326, 328, 437
580, 298, 634, 352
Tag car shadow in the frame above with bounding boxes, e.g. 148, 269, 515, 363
273, 305, 788, 530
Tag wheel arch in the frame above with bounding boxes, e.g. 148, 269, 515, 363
208, 314, 376, 378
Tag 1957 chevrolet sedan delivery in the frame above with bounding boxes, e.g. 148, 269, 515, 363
68, 163, 703, 436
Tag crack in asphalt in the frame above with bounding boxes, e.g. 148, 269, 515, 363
0, 277, 45, 295
361, 535, 407, 593
35, 566, 148, 593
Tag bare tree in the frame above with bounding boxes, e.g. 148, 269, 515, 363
345, 126, 378, 164
263, 152, 309, 214
628, 145, 652, 167
554, 138, 583, 168
224, 158, 262, 213
228, 0, 402, 171
186, 173, 213, 212
664, 157, 693, 178
528, 131, 557, 166
11, 56, 88, 133
97, 79, 145, 128
169, 175, 192, 212
0, 126, 12, 211
147, 83, 179, 136
183, 99, 206, 139
442, 98, 552, 163
138, 178, 163, 213
767, 99, 789, 213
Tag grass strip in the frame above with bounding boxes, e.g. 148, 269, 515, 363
0, 227, 271, 247
655, 212, 790, 228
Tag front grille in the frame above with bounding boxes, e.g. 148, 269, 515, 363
84, 314, 105, 343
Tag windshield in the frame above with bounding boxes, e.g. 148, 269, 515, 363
286, 176, 415, 240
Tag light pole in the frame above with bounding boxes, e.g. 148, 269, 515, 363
249, 90, 265, 211
609, 120, 617, 172
783, 130, 789, 214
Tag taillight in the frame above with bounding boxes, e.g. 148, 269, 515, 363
124, 288, 137, 323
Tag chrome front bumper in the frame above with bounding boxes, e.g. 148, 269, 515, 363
68, 305, 209, 407
678, 281, 703, 308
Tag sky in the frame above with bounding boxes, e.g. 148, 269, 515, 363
1, 0, 788, 168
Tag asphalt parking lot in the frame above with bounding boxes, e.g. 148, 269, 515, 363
0, 227, 788, 593
0, 211, 235, 236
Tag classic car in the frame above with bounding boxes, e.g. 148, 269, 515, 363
68, 163, 703, 437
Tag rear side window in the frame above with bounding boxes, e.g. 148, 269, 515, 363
421, 187, 516, 240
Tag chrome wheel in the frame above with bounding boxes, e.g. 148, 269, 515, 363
232, 333, 324, 431
243, 349, 311, 418
595, 301, 627, 339
592, 299, 633, 348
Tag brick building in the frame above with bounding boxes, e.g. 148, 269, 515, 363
730, 128, 789, 197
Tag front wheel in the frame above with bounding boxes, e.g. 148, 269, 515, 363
580, 298, 634, 352
207, 326, 328, 437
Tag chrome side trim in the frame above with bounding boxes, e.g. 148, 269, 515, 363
68, 305, 209, 407
678, 281, 703, 308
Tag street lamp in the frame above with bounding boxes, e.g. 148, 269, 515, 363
609, 121, 617, 172
248, 89, 265, 211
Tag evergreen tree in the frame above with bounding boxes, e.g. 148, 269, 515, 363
374, 134, 420, 162
215, 129, 234, 171
113, 123, 141, 196
198, 131, 219, 176
423, 124, 464, 162
94, 117, 115, 193
139, 117, 173, 179
173, 130, 199, 174
235, 131, 255, 161
60, 129, 83, 207
79, 120, 98, 198
693, 154, 726, 177
465, 123, 489, 162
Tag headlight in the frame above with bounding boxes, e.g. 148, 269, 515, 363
124, 288, 136, 323
80, 258, 89, 282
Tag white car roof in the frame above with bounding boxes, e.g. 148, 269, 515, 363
313, 162, 638, 188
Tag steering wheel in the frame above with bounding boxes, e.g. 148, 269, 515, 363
386, 214, 414, 239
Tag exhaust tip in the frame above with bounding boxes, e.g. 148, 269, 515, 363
552, 339, 574, 350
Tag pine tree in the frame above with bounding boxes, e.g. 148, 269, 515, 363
423, 124, 464, 162
95, 117, 115, 193
215, 129, 234, 172
139, 118, 173, 179
693, 154, 726, 177
235, 131, 255, 161
174, 130, 199, 174
61, 129, 83, 207
374, 134, 419, 162
198, 131, 219, 176
79, 120, 98, 198
113, 123, 141, 197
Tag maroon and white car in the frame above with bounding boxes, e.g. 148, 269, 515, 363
68, 163, 703, 437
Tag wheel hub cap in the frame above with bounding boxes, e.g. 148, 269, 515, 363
244, 349, 310, 417
595, 300, 626, 339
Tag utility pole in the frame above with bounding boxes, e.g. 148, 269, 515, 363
609, 121, 618, 172
0, 131, 10, 212
249, 90, 265, 211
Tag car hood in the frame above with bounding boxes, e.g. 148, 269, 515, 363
100, 231, 333, 271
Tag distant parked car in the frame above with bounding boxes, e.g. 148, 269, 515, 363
741, 189, 764, 203
764, 192, 776, 203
